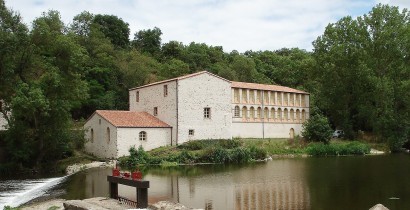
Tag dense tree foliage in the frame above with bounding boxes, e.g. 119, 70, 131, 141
1, 1, 409, 170
312, 4, 410, 150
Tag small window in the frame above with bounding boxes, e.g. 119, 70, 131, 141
204, 107, 211, 119
106, 127, 110, 144
136, 91, 139, 102
90, 129, 94, 143
154, 107, 158, 116
139, 131, 147, 141
99, 119, 101, 125
164, 85, 168, 97
189, 129, 194, 136
234, 106, 240, 117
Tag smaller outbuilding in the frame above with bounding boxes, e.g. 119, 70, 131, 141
84, 110, 172, 159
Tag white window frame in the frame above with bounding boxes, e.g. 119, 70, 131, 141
139, 131, 147, 141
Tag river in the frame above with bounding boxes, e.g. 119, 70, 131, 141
1, 154, 409, 209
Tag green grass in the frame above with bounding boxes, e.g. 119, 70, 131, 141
119, 138, 379, 168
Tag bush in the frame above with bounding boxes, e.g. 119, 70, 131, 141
178, 150, 196, 164
220, 139, 242, 149
249, 146, 267, 160
230, 147, 251, 163
302, 113, 333, 144
125, 146, 149, 167
178, 140, 205, 150
306, 141, 370, 156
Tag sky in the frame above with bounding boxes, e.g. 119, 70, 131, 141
5, 0, 410, 52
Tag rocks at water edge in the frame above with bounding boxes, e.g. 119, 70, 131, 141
65, 161, 115, 175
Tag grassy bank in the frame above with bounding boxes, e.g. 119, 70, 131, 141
119, 138, 379, 168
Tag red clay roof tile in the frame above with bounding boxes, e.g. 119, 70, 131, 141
95, 110, 171, 128
231, 81, 308, 94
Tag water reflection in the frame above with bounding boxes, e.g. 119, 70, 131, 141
60, 154, 410, 210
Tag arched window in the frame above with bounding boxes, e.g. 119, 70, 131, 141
302, 109, 306, 122
277, 108, 282, 121
234, 106, 240, 117
284, 108, 289, 121
250, 107, 255, 120
139, 131, 147, 141
242, 106, 248, 120
106, 127, 110, 144
296, 109, 301, 122
90, 129, 94, 143
257, 107, 262, 119
271, 108, 275, 120
264, 107, 269, 119
290, 109, 295, 121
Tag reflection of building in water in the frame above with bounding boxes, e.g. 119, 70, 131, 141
234, 181, 310, 210
81, 160, 310, 210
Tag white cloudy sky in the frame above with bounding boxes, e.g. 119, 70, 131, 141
5, 0, 410, 52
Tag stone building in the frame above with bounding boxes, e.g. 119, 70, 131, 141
0, 100, 8, 131
84, 71, 309, 158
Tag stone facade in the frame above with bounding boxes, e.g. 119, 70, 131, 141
85, 71, 310, 158
84, 111, 172, 159
0, 100, 8, 131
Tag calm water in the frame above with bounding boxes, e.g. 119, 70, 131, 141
53, 154, 410, 210
1, 154, 409, 209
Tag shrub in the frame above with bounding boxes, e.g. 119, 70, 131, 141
249, 146, 267, 160
306, 141, 370, 156
126, 146, 149, 167
178, 140, 205, 150
178, 150, 196, 164
302, 113, 333, 144
230, 147, 251, 163
220, 139, 242, 149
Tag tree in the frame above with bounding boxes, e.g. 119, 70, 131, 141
93, 14, 130, 48
312, 4, 410, 150
132, 27, 162, 57
302, 110, 333, 144
5, 10, 89, 168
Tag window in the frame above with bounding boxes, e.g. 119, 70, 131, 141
301, 95, 306, 107
164, 85, 168, 97
204, 107, 211, 119
270, 92, 276, 105
271, 108, 275, 120
90, 129, 94, 143
154, 107, 158, 116
296, 109, 301, 122
256, 91, 261, 104
242, 89, 247, 103
106, 127, 110, 144
264, 107, 269, 119
136, 91, 139, 102
257, 107, 262, 119
234, 88, 240, 103
290, 109, 295, 121
277, 108, 282, 121
283, 93, 288, 106
139, 131, 147, 141
249, 90, 255, 103
264, 91, 269, 104
242, 107, 248, 120
290, 93, 294, 106
278, 92, 282, 105
99, 119, 101, 125
284, 108, 289, 121
250, 107, 255, 120
189, 129, 194, 136
234, 106, 240, 117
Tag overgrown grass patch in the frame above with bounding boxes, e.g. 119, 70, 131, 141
306, 141, 371, 156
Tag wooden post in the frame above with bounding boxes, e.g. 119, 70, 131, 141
137, 187, 148, 208
107, 175, 149, 208
109, 181, 118, 199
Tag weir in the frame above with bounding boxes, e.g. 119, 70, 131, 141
0, 176, 67, 209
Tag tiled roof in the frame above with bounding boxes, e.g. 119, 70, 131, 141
95, 110, 171, 128
129, 71, 230, 90
231, 81, 308, 94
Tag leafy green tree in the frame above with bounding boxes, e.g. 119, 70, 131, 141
302, 110, 333, 144
132, 27, 162, 57
93, 14, 130, 48
5, 10, 89, 168
312, 4, 410, 150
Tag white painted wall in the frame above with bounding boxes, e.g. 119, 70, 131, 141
231, 122, 304, 139
117, 127, 171, 157
129, 81, 177, 145
84, 114, 118, 159
177, 73, 232, 144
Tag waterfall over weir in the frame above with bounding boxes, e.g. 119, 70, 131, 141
0, 176, 67, 209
